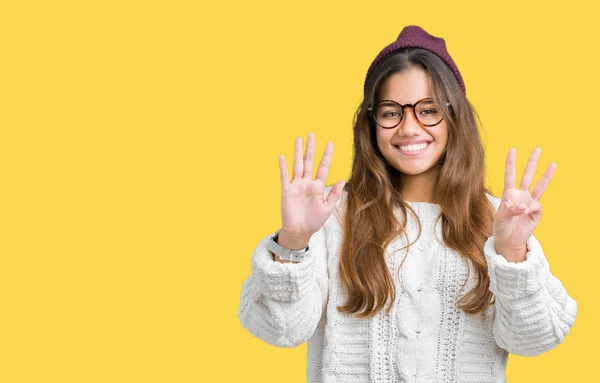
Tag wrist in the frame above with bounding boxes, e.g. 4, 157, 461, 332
269, 230, 311, 264
277, 230, 311, 250
495, 244, 528, 263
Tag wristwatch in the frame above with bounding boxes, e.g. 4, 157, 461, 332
267, 231, 310, 262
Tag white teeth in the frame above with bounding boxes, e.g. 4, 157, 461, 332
398, 143, 428, 151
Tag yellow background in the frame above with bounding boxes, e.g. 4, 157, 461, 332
0, 0, 597, 381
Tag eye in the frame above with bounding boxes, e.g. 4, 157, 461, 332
420, 108, 439, 116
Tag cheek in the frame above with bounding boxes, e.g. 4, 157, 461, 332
376, 129, 392, 148
436, 126, 449, 147
377, 137, 385, 150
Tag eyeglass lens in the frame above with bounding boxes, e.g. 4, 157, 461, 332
374, 99, 443, 128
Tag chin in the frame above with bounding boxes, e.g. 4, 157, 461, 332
398, 167, 431, 176
391, 161, 438, 176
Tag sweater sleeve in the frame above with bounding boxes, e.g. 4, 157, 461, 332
483, 194, 578, 356
237, 201, 331, 348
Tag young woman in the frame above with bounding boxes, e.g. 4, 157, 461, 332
238, 25, 577, 382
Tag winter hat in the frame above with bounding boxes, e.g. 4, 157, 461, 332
364, 25, 465, 94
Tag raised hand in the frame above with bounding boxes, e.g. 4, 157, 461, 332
493, 147, 557, 262
278, 132, 345, 248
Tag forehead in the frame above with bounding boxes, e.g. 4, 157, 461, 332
378, 68, 433, 104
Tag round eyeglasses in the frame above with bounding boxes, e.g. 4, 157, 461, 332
367, 98, 451, 128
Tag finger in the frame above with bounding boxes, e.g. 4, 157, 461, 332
279, 154, 290, 186
498, 200, 529, 219
526, 201, 542, 215
315, 141, 333, 183
293, 137, 303, 180
324, 179, 346, 210
526, 202, 543, 221
303, 132, 316, 179
519, 147, 542, 191
531, 163, 557, 201
504, 148, 517, 191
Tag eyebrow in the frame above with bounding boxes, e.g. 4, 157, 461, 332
379, 101, 400, 106
379, 98, 434, 105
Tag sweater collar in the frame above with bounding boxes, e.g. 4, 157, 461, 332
401, 200, 442, 221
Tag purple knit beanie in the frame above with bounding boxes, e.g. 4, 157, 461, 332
364, 25, 465, 95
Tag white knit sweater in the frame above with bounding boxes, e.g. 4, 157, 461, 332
238, 187, 577, 383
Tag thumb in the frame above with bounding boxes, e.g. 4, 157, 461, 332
324, 180, 346, 210
498, 200, 529, 221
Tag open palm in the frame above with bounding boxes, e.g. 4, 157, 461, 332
493, 147, 557, 261
279, 133, 345, 240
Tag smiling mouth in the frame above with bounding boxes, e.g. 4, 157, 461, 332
394, 142, 430, 155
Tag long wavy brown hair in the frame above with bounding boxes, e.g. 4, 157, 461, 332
337, 48, 496, 318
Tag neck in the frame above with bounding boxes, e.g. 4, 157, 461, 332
400, 169, 438, 203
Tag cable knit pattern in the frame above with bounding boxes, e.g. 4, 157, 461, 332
484, 227, 578, 357
238, 187, 578, 382
253, 237, 317, 302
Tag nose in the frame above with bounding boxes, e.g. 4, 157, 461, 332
397, 107, 422, 136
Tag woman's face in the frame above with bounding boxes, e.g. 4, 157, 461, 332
375, 68, 449, 178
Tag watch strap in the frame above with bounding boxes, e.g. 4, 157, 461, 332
268, 231, 310, 262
